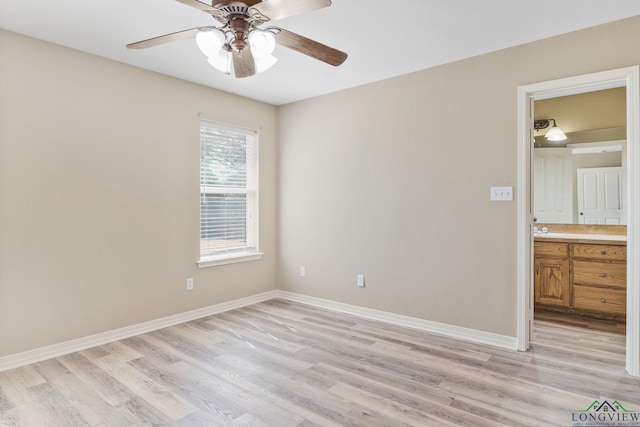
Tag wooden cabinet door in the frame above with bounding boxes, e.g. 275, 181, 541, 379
534, 257, 570, 307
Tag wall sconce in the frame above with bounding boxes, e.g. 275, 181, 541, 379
534, 118, 567, 141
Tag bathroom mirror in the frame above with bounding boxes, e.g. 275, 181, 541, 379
532, 88, 626, 225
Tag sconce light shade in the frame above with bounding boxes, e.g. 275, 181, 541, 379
534, 118, 567, 142
545, 124, 567, 141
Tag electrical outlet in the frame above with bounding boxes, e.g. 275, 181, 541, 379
186, 278, 194, 291
300, 266, 306, 277
357, 274, 365, 287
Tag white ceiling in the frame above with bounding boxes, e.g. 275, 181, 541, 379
2, 0, 640, 106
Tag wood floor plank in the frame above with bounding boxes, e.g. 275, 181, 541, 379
327, 382, 466, 427
56, 352, 134, 406
206, 315, 309, 354
208, 354, 404, 426
32, 358, 132, 426
25, 381, 90, 426
92, 356, 198, 421
0, 371, 57, 426
3, 365, 46, 390
130, 358, 244, 424
134, 338, 317, 426
316, 362, 492, 427
1, 298, 639, 426
115, 395, 169, 426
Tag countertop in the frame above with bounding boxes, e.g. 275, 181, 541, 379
534, 232, 627, 245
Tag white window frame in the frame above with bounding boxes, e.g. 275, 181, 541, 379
197, 120, 262, 268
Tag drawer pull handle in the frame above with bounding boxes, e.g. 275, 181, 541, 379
601, 273, 607, 278
600, 250, 607, 255
601, 298, 607, 303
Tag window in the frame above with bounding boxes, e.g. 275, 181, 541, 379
198, 120, 261, 267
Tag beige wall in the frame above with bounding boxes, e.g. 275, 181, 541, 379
0, 30, 278, 357
277, 16, 640, 337
4, 14, 640, 358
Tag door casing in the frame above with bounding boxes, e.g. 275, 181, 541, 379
516, 66, 640, 376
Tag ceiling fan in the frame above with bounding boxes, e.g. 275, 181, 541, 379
127, 0, 348, 78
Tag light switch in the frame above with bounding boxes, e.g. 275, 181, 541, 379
490, 186, 513, 201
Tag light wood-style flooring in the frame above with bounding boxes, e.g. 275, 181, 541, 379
534, 309, 626, 334
1, 299, 638, 426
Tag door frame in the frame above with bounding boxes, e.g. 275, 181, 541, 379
516, 66, 640, 376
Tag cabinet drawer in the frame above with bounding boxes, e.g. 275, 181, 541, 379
573, 260, 626, 288
573, 285, 626, 316
572, 244, 626, 261
534, 242, 569, 258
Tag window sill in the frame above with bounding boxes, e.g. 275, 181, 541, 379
197, 252, 264, 268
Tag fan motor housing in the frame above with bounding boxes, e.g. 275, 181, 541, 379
213, 0, 261, 11
228, 15, 250, 51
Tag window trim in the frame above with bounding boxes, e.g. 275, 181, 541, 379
198, 119, 261, 268
197, 251, 264, 268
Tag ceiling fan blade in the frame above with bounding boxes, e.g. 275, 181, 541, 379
232, 47, 256, 78
251, 0, 331, 22
175, 0, 229, 22
272, 28, 347, 66
127, 27, 205, 49
174, 0, 215, 12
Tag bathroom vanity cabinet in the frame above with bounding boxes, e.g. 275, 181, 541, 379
534, 237, 626, 322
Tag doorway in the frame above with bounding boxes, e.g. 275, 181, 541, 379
516, 66, 640, 376
533, 90, 626, 333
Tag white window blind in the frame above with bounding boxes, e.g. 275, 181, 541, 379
200, 120, 258, 261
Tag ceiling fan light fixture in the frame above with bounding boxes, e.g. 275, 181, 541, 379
249, 30, 276, 58
254, 54, 278, 73
196, 28, 226, 58
127, 0, 348, 79
207, 52, 230, 73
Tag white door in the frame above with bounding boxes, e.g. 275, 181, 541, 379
577, 167, 624, 224
533, 148, 573, 223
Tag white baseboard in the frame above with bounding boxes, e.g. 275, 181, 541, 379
275, 291, 519, 351
0, 289, 518, 372
0, 290, 278, 372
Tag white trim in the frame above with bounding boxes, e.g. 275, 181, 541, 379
197, 252, 264, 268
571, 145, 622, 154
516, 87, 533, 352
199, 118, 258, 136
0, 290, 278, 373
626, 67, 640, 377
276, 291, 518, 351
567, 139, 627, 154
199, 119, 260, 268
517, 66, 640, 376
0, 289, 520, 372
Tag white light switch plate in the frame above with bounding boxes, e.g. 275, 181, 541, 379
490, 186, 513, 201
